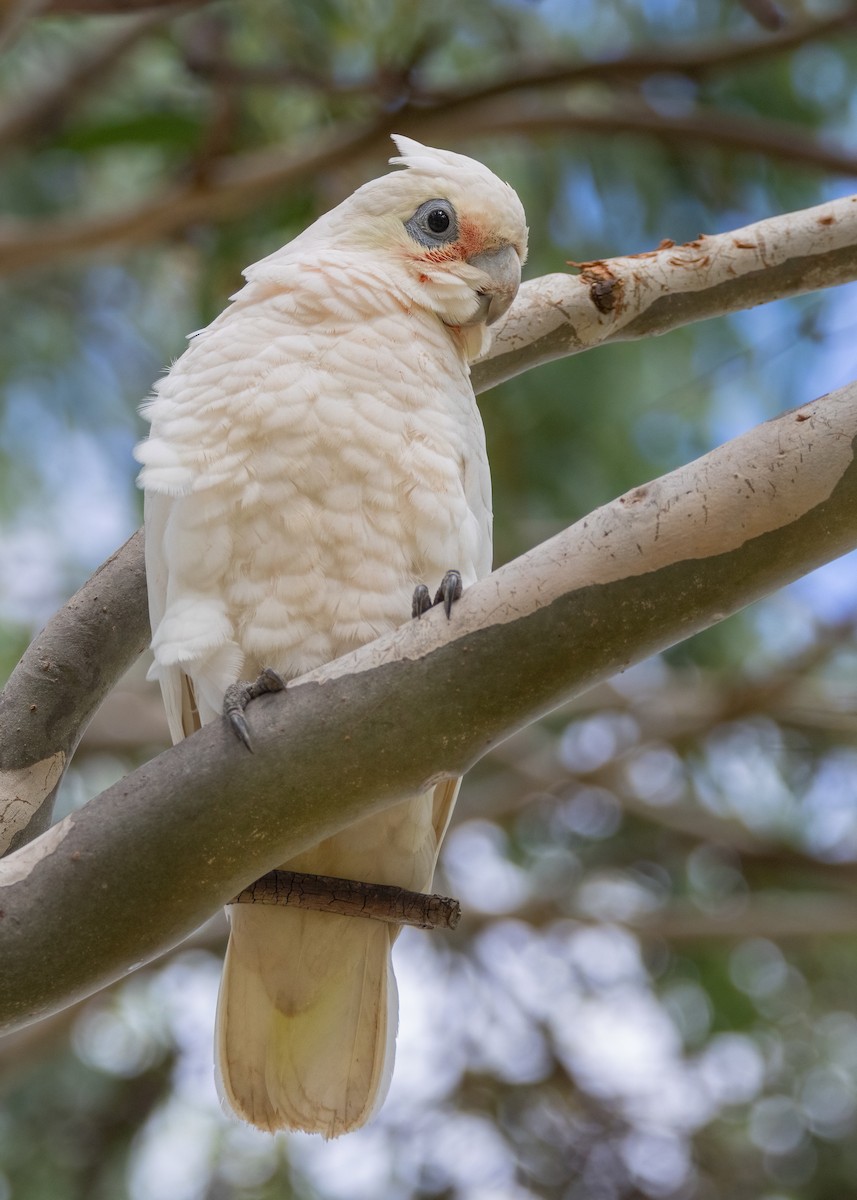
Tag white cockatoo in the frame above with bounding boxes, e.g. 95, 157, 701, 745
135, 136, 528, 1137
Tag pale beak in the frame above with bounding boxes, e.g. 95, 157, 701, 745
462, 244, 521, 326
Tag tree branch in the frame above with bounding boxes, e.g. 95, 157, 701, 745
0, 380, 855, 1030
475, 190, 857, 390
231, 871, 461, 931
2, 87, 855, 276
0, 530, 148, 855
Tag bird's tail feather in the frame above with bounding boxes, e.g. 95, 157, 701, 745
214, 903, 397, 1137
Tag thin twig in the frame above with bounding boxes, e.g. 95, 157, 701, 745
230, 869, 462, 931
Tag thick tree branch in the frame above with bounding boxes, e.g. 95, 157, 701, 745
0, 381, 855, 1030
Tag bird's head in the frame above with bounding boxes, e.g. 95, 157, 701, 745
243, 136, 527, 359
336, 136, 528, 356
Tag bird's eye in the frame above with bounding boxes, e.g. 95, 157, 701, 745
426, 208, 450, 234
405, 199, 458, 247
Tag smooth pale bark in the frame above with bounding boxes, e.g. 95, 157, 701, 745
0, 380, 855, 1032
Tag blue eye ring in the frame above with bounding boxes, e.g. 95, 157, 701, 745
405, 199, 458, 247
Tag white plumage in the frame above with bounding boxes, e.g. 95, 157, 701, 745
136, 136, 527, 1136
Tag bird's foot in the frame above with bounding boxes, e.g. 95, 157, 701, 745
412, 569, 463, 620
223, 666, 287, 753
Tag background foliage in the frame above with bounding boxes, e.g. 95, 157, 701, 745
2, 1, 857, 1197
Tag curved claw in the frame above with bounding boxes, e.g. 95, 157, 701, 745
412, 570, 464, 620
412, 583, 432, 619
434, 569, 463, 618
226, 699, 254, 753
222, 668, 288, 753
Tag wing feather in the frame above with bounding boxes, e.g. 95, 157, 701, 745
143, 491, 191, 744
